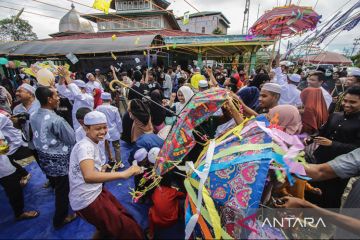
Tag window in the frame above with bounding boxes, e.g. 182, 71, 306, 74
202, 27, 205, 33
134, 1, 138, 9
186, 28, 189, 32
144, 1, 150, 8
123, 2, 127, 10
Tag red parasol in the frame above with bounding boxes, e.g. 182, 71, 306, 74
250, 5, 321, 37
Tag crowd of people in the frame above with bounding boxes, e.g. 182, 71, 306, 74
0, 57, 360, 238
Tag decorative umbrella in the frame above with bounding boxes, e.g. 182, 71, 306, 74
184, 115, 307, 239
249, 5, 321, 38
130, 88, 240, 201
250, 4, 321, 67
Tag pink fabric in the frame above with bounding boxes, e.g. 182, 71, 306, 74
268, 105, 303, 135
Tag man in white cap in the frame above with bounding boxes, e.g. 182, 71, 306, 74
276, 73, 302, 107
86, 72, 103, 93
148, 147, 160, 165
12, 83, 40, 144
30, 86, 76, 228
57, 75, 94, 130
69, 110, 143, 239
190, 67, 205, 90
198, 80, 209, 92
96, 92, 124, 168
257, 83, 281, 113
94, 69, 106, 86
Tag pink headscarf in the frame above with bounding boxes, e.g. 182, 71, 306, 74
268, 105, 302, 135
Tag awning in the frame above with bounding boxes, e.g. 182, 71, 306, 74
0, 34, 162, 56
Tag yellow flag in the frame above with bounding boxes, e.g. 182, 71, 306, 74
111, 34, 117, 41
183, 11, 190, 25
134, 37, 140, 45
111, 52, 117, 60
92, 0, 112, 14
143, 51, 147, 56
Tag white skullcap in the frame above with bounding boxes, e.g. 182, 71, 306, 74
19, 83, 35, 95
134, 148, 148, 163
261, 83, 282, 94
95, 69, 100, 72
157, 125, 171, 140
73, 80, 86, 88
86, 73, 93, 79
101, 92, 112, 100
84, 111, 107, 125
0, 130, 4, 140
288, 74, 301, 83
195, 67, 200, 72
199, 80, 209, 88
148, 147, 160, 164
349, 68, 360, 77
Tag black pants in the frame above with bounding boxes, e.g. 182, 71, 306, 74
8, 146, 34, 178
0, 171, 24, 217
48, 175, 70, 227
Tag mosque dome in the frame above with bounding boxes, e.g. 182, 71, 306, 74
59, 4, 95, 33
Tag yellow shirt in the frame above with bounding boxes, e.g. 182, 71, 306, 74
190, 73, 205, 89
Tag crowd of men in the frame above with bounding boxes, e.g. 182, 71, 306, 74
0, 59, 360, 238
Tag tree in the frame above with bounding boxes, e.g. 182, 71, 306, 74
351, 53, 360, 67
0, 16, 37, 41
212, 27, 223, 35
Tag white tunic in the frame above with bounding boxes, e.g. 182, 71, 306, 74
0, 113, 26, 155
69, 137, 103, 211
95, 104, 122, 141
273, 67, 302, 107
57, 83, 94, 130
86, 81, 103, 93
0, 155, 16, 178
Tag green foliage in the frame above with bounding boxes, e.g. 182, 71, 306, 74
0, 16, 37, 41
351, 53, 360, 67
212, 27, 223, 35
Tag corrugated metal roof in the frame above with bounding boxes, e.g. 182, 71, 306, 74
0, 34, 160, 56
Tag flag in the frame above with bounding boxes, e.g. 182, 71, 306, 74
111, 34, 117, 41
183, 11, 190, 25
134, 37, 140, 45
343, 16, 360, 31
143, 51, 147, 56
92, 0, 112, 14
111, 52, 117, 60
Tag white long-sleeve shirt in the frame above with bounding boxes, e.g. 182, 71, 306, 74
95, 104, 122, 141
321, 87, 332, 110
0, 114, 26, 155
273, 67, 302, 107
57, 83, 94, 130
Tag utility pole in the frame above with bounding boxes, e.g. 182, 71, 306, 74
350, 38, 360, 56
242, 0, 250, 34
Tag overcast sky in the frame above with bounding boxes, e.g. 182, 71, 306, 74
0, 0, 359, 54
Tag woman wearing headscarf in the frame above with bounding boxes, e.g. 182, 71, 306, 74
128, 99, 153, 143
237, 86, 260, 110
93, 88, 103, 109
170, 86, 194, 115
149, 89, 166, 133
300, 88, 329, 135
268, 105, 302, 135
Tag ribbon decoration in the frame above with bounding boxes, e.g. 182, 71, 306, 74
185, 140, 216, 239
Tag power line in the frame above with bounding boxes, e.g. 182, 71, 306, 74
0, 5, 60, 19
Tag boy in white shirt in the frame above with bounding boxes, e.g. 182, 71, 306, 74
95, 92, 124, 169
69, 111, 143, 239
0, 130, 39, 220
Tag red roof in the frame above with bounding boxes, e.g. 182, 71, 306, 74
46, 30, 207, 41
298, 51, 353, 65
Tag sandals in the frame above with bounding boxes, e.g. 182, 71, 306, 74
20, 174, 31, 187
16, 210, 40, 221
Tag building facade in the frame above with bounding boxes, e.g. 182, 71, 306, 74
176, 11, 230, 35
82, 0, 181, 32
